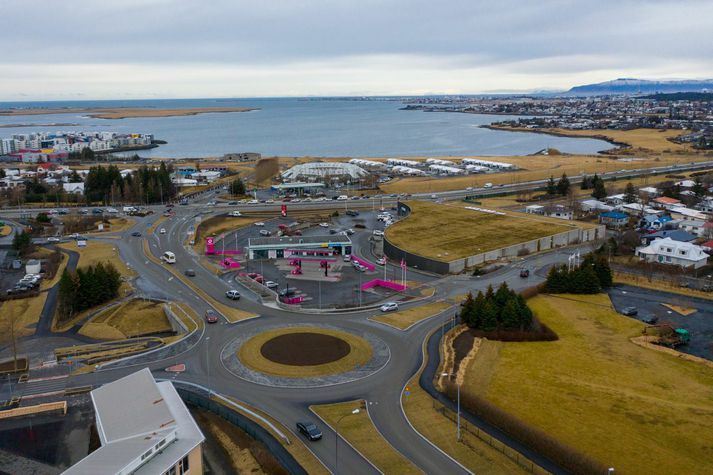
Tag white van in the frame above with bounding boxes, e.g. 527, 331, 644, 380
337, 195, 348, 201
161, 251, 176, 264
483, 183, 493, 188
229, 210, 242, 217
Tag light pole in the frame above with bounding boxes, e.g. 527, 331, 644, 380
442, 372, 460, 441
336, 408, 360, 474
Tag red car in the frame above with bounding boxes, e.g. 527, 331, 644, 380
205, 309, 219, 324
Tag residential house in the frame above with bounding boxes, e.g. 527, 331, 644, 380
678, 219, 707, 237
675, 179, 696, 188
580, 199, 613, 213
605, 193, 626, 206
695, 198, 713, 213
64, 368, 204, 475
636, 237, 709, 269
599, 211, 629, 228
669, 206, 708, 221
639, 186, 659, 198
652, 196, 681, 210
524, 204, 544, 215
542, 205, 573, 220
639, 214, 674, 231
640, 229, 697, 246
62, 183, 85, 194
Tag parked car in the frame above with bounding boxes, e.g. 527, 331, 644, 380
264, 281, 279, 289
380, 302, 399, 312
184, 269, 196, 277
642, 314, 658, 325
372, 230, 384, 237
343, 254, 351, 262
296, 422, 322, 441
47, 236, 60, 242
207, 200, 217, 206
225, 290, 241, 300
228, 201, 238, 205
376, 257, 387, 265
344, 228, 355, 235
319, 222, 329, 228
621, 306, 638, 316
346, 210, 359, 217
254, 222, 265, 227
205, 309, 219, 324
279, 288, 296, 297
131, 231, 142, 237
229, 210, 242, 217
519, 269, 530, 278
159, 228, 166, 234
259, 229, 272, 236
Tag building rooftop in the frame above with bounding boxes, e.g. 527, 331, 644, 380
249, 234, 351, 248
63, 368, 204, 475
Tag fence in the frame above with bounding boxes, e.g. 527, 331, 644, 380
613, 265, 713, 293
433, 400, 550, 475
175, 385, 308, 475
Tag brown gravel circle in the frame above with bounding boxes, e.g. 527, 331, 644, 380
260, 332, 351, 366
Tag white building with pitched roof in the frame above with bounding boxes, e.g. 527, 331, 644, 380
63, 368, 204, 475
636, 237, 709, 269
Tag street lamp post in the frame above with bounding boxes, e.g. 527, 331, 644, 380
336, 408, 360, 474
442, 372, 461, 441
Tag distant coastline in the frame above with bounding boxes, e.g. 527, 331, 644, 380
0, 106, 258, 120
0, 122, 80, 128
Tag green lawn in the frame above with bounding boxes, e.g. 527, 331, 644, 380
465, 293, 713, 475
385, 201, 573, 261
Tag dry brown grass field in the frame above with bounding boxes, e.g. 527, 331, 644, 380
465, 293, 713, 475
0, 106, 256, 119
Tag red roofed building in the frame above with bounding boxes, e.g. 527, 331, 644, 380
653, 196, 681, 210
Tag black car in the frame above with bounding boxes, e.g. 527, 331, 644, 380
279, 288, 296, 297
642, 314, 658, 325
131, 231, 142, 237
621, 306, 638, 316
346, 210, 359, 217
519, 269, 530, 278
296, 422, 322, 441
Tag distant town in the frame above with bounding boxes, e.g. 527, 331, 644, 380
0, 131, 159, 162
403, 93, 713, 149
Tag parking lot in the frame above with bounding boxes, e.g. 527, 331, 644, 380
212, 209, 432, 308
609, 285, 713, 360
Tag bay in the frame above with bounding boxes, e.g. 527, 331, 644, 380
0, 98, 612, 158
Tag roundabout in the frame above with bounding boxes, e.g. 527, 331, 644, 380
221, 324, 390, 388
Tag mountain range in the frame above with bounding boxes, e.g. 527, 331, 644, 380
567, 78, 713, 95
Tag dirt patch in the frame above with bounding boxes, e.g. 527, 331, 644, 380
261, 332, 350, 366
453, 330, 476, 375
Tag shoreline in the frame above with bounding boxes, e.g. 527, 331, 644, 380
479, 124, 626, 152
0, 122, 80, 128
0, 106, 258, 120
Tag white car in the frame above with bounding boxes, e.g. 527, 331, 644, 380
225, 290, 241, 300
265, 199, 274, 204
254, 222, 265, 227
159, 228, 166, 234
372, 230, 384, 237
248, 199, 259, 204
207, 201, 217, 206
319, 222, 329, 228
264, 281, 279, 289
376, 257, 387, 265
229, 210, 242, 217
47, 236, 60, 242
483, 183, 493, 188
380, 302, 399, 312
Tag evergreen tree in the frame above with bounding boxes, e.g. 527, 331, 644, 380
481, 300, 499, 331
516, 294, 533, 329
460, 292, 476, 326
557, 173, 570, 196
572, 266, 601, 294
693, 177, 705, 197
546, 176, 557, 195
545, 265, 568, 293
494, 282, 512, 310
12, 231, 32, 256
500, 297, 521, 329
623, 182, 638, 203
580, 174, 591, 190
591, 175, 607, 200
471, 291, 485, 329
232, 178, 246, 195
484, 284, 495, 302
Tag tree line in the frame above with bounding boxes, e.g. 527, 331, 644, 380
545, 254, 613, 294
84, 163, 176, 204
57, 262, 122, 323
460, 282, 533, 331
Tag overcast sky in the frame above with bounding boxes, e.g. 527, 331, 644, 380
1, 0, 712, 100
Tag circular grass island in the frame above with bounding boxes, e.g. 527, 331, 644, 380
238, 327, 373, 378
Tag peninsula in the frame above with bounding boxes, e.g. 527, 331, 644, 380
0, 106, 258, 120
